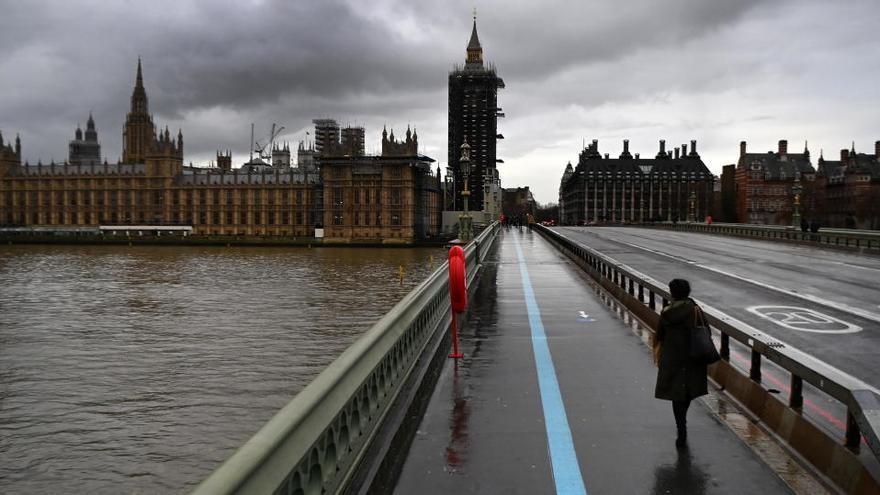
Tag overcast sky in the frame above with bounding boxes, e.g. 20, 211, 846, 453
1, 0, 878, 204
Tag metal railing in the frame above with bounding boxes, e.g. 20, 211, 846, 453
534, 224, 880, 461
648, 222, 880, 253
193, 222, 500, 495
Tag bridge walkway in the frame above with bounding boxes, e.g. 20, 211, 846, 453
395, 227, 799, 494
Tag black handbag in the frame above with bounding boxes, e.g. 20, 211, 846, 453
689, 305, 720, 365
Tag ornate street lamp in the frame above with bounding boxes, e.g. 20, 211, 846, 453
458, 138, 473, 242
792, 172, 803, 228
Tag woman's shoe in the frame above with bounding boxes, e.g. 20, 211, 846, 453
675, 428, 687, 448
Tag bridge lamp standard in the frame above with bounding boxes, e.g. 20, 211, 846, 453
458, 138, 474, 242
792, 172, 803, 229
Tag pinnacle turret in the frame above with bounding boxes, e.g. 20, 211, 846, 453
136, 57, 143, 88
465, 14, 484, 68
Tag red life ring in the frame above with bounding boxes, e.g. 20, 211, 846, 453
448, 246, 467, 313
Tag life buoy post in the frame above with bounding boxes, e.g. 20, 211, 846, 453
448, 245, 467, 359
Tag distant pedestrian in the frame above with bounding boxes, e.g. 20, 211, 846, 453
653, 279, 708, 448
810, 219, 820, 234
800, 218, 809, 233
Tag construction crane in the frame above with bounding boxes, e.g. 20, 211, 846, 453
252, 123, 286, 161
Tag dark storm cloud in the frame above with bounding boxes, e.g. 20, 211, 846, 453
2, 0, 762, 120
1, 0, 878, 201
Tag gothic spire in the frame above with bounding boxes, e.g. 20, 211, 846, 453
466, 12, 484, 67
87, 112, 95, 130
130, 58, 149, 115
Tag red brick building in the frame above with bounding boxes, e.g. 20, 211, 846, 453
815, 142, 880, 229
733, 140, 816, 225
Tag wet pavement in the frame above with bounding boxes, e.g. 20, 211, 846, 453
550, 227, 880, 389
395, 228, 795, 494
548, 226, 880, 448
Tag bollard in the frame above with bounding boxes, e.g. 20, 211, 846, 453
448, 246, 467, 359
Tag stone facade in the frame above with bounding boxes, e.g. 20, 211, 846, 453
122, 59, 155, 164
321, 128, 442, 242
0, 60, 441, 242
68, 113, 101, 166
814, 143, 880, 229
733, 140, 816, 225
559, 139, 714, 225
0, 131, 21, 176
502, 186, 535, 220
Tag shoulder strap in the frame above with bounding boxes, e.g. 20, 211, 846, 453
693, 304, 707, 327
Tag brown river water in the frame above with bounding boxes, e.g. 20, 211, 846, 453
0, 244, 444, 494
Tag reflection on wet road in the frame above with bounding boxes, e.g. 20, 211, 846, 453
396, 229, 794, 494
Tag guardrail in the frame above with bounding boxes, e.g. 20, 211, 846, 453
648, 222, 880, 253
193, 222, 500, 495
534, 224, 880, 493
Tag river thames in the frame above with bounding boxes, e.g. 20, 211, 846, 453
0, 244, 445, 494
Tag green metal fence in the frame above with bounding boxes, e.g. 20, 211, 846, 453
193, 222, 500, 495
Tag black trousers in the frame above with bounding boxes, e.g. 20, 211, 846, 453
672, 400, 691, 431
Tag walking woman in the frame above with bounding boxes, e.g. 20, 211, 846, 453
653, 279, 708, 448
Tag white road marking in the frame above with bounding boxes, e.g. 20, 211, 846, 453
747, 306, 862, 334
605, 237, 880, 325
698, 304, 880, 395
831, 261, 880, 273
577, 311, 596, 323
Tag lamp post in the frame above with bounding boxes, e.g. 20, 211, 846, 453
792, 173, 803, 228
458, 138, 473, 242
687, 190, 696, 222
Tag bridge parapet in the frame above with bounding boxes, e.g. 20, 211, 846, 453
537, 224, 880, 494
193, 223, 500, 495
646, 222, 880, 254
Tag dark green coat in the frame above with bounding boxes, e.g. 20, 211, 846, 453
654, 298, 708, 401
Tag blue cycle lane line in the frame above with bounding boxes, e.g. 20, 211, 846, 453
512, 233, 588, 495
395, 228, 795, 494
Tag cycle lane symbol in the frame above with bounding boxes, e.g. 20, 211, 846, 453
746, 305, 862, 334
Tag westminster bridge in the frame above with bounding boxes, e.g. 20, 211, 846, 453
194, 223, 880, 495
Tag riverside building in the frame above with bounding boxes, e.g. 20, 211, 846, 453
813, 142, 880, 229
732, 140, 816, 225
0, 60, 441, 243
559, 139, 714, 225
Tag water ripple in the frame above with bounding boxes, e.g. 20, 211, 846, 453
0, 244, 443, 494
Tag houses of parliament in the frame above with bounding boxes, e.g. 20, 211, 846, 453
0, 60, 442, 242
